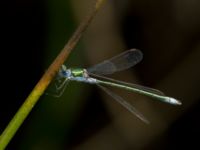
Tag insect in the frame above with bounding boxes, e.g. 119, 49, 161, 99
50, 49, 181, 123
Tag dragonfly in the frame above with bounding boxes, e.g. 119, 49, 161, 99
51, 49, 181, 123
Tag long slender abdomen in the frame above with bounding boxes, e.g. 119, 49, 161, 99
96, 79, 181, 105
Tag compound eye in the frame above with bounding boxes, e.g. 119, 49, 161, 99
58, 70, 69, 78
66, 70, 72, 77
62, 71, 67, 76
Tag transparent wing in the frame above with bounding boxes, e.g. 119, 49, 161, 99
87, 49, 143, 75
98, 85, 149, 123
89, 73, 165, 96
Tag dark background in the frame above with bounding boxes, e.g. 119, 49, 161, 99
0, 0, 200, 149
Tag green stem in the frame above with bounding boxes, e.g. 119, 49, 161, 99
0, 0, 106, 149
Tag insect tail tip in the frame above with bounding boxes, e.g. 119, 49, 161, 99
168, 97, 182, 105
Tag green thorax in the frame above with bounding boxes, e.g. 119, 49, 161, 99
71, 68, 85, 77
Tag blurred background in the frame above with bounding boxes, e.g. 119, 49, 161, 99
1, 0, 200, 149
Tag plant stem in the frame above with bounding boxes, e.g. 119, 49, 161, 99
0, 0, 106, 149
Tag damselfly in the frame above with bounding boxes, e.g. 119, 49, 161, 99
50, 49, 181, 123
